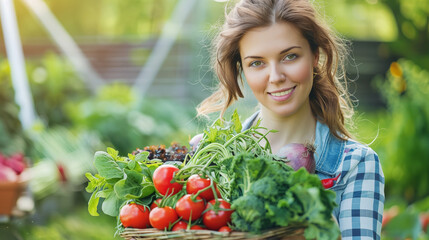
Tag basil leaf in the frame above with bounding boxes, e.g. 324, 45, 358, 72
135, 151, 149, 162
94, 151, 124, 179
114, 169, 154, 199
85, 172, 103, 193
140, 182, 155, 198
87, 190, 101, 216
128, 159, 136, 170
102, 191, 122, 217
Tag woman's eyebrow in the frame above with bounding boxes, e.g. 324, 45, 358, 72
279, 46, 301, 55
243, 46, 302, 60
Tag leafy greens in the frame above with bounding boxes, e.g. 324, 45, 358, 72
221, 153, 339, 240
85, 148, 160, 216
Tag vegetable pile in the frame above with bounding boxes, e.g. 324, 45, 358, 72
85, 110, 339, 239
0, 152, 27, 182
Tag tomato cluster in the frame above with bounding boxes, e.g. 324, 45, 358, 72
119, 165, 233, 232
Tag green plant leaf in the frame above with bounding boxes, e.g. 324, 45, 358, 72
127, 159, 136, 170
85, 173, 103, 193
102, 191, 122, 217
135, 151, 149, 162
94, 151, 124, 179
383, 211, 421, 239
231, 110, 242, 133
107, 147, 119, 158
87, 191, 101, 216
114, 169, 154, 199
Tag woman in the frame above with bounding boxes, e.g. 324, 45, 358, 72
195, 0, 385, 239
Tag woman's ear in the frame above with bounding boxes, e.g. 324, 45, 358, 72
313, 48, 319, 67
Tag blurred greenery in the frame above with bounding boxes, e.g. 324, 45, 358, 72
0, 0, 428, 239
0, 58, 31, 156
1, 206, 119, 240
339, 0, 429, 68
28, 53, 90, 126
374, 59, 429, 203
64, 82, 200, 155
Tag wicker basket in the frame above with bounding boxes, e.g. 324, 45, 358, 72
120, 226, 305, 240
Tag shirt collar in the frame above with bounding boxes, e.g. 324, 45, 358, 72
242, 111, 344, 176
314, 121, 345, 176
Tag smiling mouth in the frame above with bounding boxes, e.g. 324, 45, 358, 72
269, 87, 295, 97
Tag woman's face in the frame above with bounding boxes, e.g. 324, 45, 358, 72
239, 22, 318, 118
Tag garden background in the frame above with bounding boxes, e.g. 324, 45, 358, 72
0, 0, 428, 239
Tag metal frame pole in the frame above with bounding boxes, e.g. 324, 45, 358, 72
0, 0, 37, 130
133, 0, 197, 103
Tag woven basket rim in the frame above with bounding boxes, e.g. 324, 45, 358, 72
120, 225, 305, 240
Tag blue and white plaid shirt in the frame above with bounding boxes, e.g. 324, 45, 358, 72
243, 112, 385, 239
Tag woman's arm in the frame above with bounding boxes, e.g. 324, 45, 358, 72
337, 148, 385, 239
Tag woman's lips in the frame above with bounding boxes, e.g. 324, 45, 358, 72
268, 87, 296, 101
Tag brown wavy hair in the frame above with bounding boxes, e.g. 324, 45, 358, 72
197, 0, 354, 140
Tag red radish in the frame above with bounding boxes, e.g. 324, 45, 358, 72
0, 153, 7, 165
0, 164, 18, 182
277, 143, 316, 173
57, 163, 67, 182
0, 153, 26, 175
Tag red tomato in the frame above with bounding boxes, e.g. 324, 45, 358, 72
150, 198, 162, 210
153, 165, 183, 196
190, 225, 205, 230
218, 226, 232, 232
186, 174, 219, 201
119, 203, 150, 229
149, 206, 178, 230
202, 199, 233, 230
171, 221, 188, 231
175, 194, 205, 221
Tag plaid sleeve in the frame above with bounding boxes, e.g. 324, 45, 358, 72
338, 146, 385, 240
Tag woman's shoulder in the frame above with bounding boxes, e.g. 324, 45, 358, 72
343, 139, 379, 160
339, 139, 382, 175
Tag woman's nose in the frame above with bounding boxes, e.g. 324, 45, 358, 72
268, 64, 286, 84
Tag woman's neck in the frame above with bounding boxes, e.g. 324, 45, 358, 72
258, 103, 317, 154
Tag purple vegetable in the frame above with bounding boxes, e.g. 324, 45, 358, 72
277, 143, 316, 173
189, 133, 203, 152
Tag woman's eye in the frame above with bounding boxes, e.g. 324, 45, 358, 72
250, 61, 263, 67
283, 53, 297, 61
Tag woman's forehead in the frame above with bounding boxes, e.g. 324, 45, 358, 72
239, 22, 309, 57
